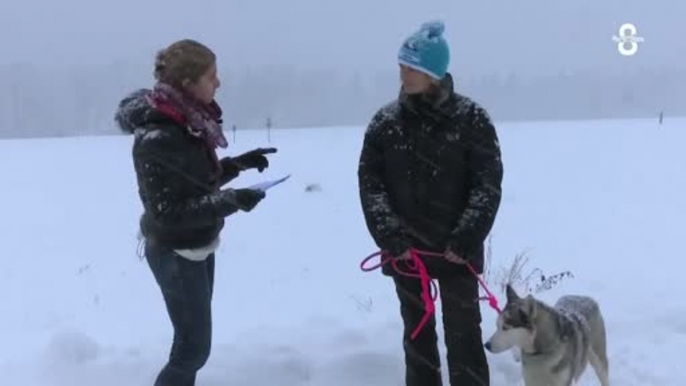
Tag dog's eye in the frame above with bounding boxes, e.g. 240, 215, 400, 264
518, 310, 529, 326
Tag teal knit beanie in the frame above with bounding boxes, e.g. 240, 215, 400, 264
398, 21, 450, 80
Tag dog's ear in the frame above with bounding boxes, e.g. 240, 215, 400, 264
525, 295, 538, 320
506, 284, 519, 303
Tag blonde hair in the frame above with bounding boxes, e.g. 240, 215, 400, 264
154, 39, 216, 88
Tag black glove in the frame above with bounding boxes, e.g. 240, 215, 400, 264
219, 157, 243, 175
232, 148, 277, 172
387, 239, 412, 259
232, 188, 265, 212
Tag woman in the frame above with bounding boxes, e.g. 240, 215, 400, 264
115, 39, 276, 386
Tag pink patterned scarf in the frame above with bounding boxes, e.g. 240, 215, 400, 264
147, 82, 228, 150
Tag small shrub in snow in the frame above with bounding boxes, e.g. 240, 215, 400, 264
483, 236, 574, 297
305, 183, 322, 193
348, 294, 373, 313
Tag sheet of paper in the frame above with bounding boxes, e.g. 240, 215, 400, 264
247, 174, 291, 192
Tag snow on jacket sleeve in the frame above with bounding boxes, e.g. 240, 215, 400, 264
448, 104, 504, 258
358, 109, 411, 257
133, 130, 242, 227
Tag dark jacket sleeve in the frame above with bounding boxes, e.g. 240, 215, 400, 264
133, 130, 242, 226
448, 104, 504, 258
358, 110, 411, 257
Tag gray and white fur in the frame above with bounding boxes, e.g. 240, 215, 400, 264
484, 284, 609, 386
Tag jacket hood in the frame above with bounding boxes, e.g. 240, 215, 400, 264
114, 88, 155, 134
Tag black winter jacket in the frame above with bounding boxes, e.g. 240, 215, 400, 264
115, 90, 244, 249
358, 74, 503, 277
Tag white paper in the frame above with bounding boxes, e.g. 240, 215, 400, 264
247, 174, 291, 192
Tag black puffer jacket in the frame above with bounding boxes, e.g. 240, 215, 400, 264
358, 74, 503, 277
115, 90, 244, 249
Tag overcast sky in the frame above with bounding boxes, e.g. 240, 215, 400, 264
0, 0, 682, 77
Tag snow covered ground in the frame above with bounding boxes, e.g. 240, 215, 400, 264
1, 116, 684, 385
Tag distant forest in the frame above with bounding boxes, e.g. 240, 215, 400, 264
0, 63, 683, 139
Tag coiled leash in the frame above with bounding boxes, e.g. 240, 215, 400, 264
360, 248, 501, 340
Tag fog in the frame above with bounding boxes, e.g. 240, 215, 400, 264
0, 0, 683, 138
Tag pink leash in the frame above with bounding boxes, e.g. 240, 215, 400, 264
360, 247, 501, 340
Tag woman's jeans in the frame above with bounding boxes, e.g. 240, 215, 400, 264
145, 239, 215, 386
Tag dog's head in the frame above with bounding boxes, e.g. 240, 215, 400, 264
484, 284, 538, 354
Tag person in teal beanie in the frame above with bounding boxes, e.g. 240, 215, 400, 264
358, 20, 503, 386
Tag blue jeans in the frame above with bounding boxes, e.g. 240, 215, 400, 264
145, 239, 215, 386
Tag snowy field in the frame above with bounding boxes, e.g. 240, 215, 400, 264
1, 116, 684, 385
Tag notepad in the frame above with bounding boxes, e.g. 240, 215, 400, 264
247, 174, 291, 192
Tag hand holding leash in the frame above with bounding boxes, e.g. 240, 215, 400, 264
396, 250, 413, 260
444, 249, 466, 264
360, 247, 501, 340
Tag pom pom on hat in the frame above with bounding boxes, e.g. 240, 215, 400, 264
420, 20, 445, 39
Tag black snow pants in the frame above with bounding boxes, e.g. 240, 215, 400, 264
393, 273, 490, 386
145, 239, 215, 386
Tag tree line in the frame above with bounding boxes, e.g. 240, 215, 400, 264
0, 63, 683, 139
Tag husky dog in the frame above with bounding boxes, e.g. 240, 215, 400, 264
484, 285, 609, 386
